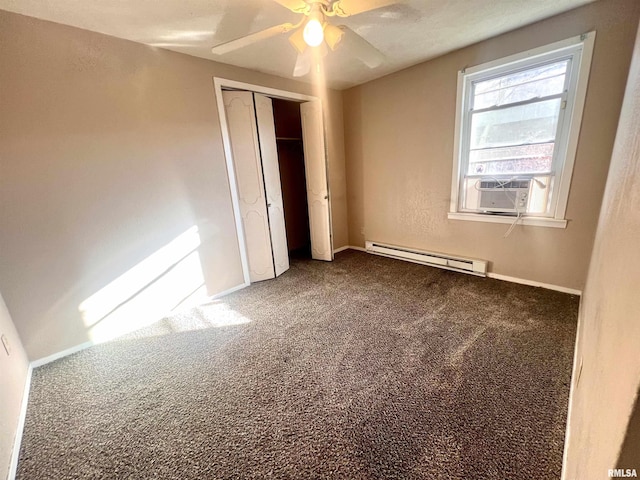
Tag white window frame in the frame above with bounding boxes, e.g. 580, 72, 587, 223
448, 32, 596, 228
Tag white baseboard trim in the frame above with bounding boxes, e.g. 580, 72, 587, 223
210, 282, 248, 300
8, 365, 32, 480
355, 244, 580, 294
486, 272, 582, 295
31, 341, 94, 369
347, 245, 367, 252
333, 245, 367, 254
560, 296, 584, 480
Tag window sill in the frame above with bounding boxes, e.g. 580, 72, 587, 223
447, 212, 567, 228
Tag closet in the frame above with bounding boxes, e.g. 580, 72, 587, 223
222, 90, 332, 283
273, 98, 310, 258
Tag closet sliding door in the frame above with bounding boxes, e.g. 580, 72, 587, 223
300, 100, 332, 261
254, 94, 290, 277
222, 90, 289, 282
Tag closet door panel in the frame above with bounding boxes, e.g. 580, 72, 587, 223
300, 100, 333, 261
223, 91, 275, 282
255, 93, 290, 277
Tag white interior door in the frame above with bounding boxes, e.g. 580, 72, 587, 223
223, 91, 275, 282
300, 100, 333, 261
254, 93, 289, 277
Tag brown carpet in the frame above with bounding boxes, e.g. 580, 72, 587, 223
17, 250, 578, 479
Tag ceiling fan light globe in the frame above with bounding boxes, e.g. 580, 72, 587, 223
303, 19, 324, 47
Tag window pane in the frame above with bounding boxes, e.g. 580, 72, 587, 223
473, 60, 568, 109
468, 142, 554, 175
469, 98, 561, 151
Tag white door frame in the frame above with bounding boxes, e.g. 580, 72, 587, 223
213, 77, 334, 287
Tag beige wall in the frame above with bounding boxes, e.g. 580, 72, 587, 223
343, 0, 640, 290
0, 292, 30, 480
0, 10, 348, 360
562, 22, 640, 479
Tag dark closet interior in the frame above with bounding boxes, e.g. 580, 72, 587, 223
272, 98, 311, 259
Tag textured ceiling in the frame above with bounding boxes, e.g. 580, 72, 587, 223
0, 0, 597, 89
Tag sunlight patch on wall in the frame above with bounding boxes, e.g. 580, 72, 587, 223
79, 226, 209, 343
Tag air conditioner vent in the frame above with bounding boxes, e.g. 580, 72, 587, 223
477, 178, 531, 213
479, 179, 530, 189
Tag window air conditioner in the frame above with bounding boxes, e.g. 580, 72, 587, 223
477, 179, 530, 213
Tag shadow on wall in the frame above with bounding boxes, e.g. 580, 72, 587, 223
79, 226, 213, 344
617, 386, 640, 468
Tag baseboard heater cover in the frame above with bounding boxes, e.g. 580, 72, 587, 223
365, 241, 487, 277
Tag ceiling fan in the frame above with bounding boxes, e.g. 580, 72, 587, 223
211, 0, 401, 77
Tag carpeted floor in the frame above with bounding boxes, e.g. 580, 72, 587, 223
17, 250, 578, 479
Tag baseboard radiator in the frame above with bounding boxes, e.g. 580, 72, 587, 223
365, 241, 487, 277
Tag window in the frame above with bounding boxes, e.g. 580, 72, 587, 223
449, 32, 595, 228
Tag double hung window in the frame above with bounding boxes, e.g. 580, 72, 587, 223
449, 33, 595, 227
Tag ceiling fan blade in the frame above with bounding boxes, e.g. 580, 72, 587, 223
324, 23, 345, 51
331, 0, 402, 17
288, 26, 307, 54
293, 51, 312, 77
211, 23, 295, 55
272, 0, 310, 14
213, 2, 262, 46
339, 26, 385, 68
